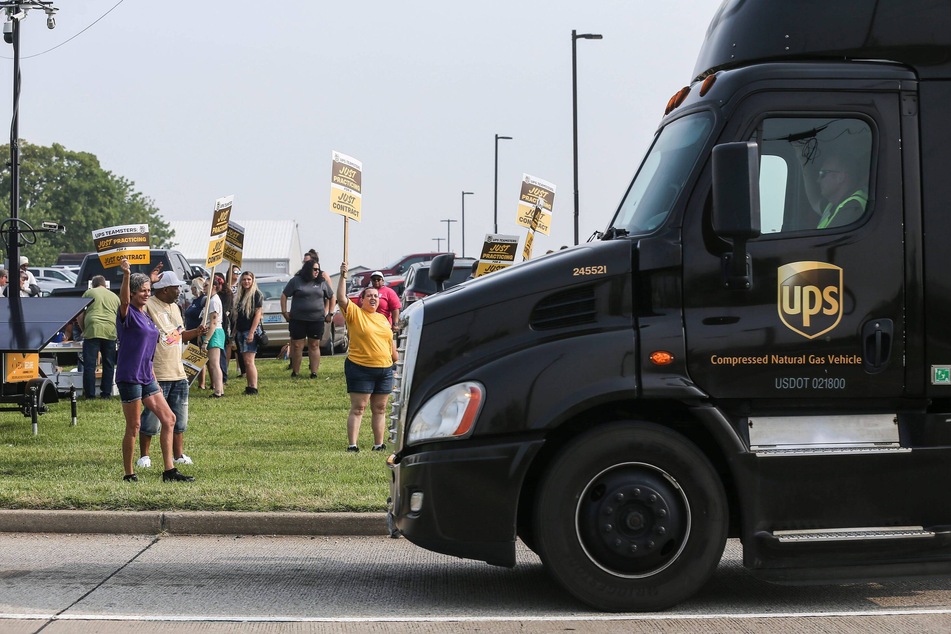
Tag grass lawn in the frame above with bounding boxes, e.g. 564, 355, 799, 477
0, 356, 391, 512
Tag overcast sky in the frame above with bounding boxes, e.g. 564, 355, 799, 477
0, 0, 715, 270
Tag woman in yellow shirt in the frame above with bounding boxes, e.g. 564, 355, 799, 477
337, 262, 399, 452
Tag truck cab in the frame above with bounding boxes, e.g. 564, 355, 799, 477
386, 0, 951, 612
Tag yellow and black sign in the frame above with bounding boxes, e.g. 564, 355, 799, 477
522, 231, 535, 261
92, 224, 150, 269
3, 353, 39, 383
206, 195, 234, 269
777, 261, 843, 340
515, 174, 555, 236
475, 234, 519, 278
330, 151, 363, 222
182, 343, 208, 385
224, 220, 245, 268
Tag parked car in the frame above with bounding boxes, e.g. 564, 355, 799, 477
349, 252, 448, 289
401, 258, 476, 306
53, 264, 81, 277
29, 267, 77, 284
257, 275, 348, 355
34, 277, 74, 296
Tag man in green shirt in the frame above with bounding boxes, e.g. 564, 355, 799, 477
816, 154, 868, 229
77, 275, 120, 399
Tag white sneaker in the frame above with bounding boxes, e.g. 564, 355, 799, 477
174, 454, 193, 465
135, 455, 151, 469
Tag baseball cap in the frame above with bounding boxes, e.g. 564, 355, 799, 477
152, 271, 182, 290
18, 256, 28, 266
370, 271, 384, 279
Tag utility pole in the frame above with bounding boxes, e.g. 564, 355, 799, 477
461, 191, 473, 257
2, 1, 60, 315
441, 219, 457, 254
494, 134, 512, 234
572, 29, 602, 245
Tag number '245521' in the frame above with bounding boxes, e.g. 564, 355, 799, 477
572, 265, 607, 276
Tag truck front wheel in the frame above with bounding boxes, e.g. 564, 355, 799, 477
533, 421, 728, 612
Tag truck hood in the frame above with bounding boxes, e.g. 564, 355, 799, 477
410, 239, 634, 327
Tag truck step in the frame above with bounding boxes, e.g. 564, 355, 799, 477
755, 446, 910, 457
772, 526, 934, 543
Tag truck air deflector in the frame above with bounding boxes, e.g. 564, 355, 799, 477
695, 0, 951, 80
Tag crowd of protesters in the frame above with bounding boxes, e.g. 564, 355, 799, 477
17, 245, 406, 479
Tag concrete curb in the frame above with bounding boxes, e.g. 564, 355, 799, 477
0, 510, 389, 536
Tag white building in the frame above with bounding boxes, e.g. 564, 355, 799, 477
168, 220, 303, 278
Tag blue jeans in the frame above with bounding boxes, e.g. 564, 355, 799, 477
140, 379, 188, 436
82, 337, 117, 398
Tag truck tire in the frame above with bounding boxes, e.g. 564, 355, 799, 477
533, 421, 728, 612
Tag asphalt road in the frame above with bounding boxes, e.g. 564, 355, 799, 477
2, 534, 950, 633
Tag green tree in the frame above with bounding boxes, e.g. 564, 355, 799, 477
0, 141, 174, 266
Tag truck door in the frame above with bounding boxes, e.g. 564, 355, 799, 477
683, 90, 905, 402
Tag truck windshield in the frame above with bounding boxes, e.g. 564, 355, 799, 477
607, 112, 713, 236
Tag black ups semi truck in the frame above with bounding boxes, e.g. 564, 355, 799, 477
386, 0, 951, 612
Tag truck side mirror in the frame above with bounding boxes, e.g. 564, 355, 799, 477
429, 253, 455, 292
712, 141, 761, 289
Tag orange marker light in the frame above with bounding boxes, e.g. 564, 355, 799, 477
699, 74, 717, 97
452, 385, 483, 437
650, 350, 675, 366
664, 86, 690, 115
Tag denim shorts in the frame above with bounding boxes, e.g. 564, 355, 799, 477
140, 379, 188, 436
117, 380, 161, 404
235, 329, 259, 354
345, 358, 394, 395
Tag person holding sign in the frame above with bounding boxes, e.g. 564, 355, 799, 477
115, 258, 194, 483
336, 262, 398, 452
136, 271, 209, 471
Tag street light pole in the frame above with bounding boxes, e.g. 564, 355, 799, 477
432, 237, 444, 252
441, 218, 457, 254
461, 191, 473, 257
494, 134, 512, 234
2, 1, 59, 312
572, 29, 602, 246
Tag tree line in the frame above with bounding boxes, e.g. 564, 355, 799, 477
0, 141, 173, 266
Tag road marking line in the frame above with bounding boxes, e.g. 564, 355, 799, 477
4, 608, 951, 622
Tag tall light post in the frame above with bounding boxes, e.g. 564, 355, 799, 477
461, 191, 473, 257
572, 29, 602, 245
441, 218, 457, 254
494, 134, 512, 234
432, 237, 444, 252
2, 1, 59, 317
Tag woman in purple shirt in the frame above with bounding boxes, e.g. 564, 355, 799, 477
116, 258, 194, 483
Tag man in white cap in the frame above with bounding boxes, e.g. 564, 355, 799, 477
18, 256, 36, 286
136, 270, 208, 469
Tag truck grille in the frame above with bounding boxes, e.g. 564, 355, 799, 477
389, 305, 424, 448
530, 285, 597, 330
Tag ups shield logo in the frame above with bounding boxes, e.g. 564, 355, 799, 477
777, 261, 842, 339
